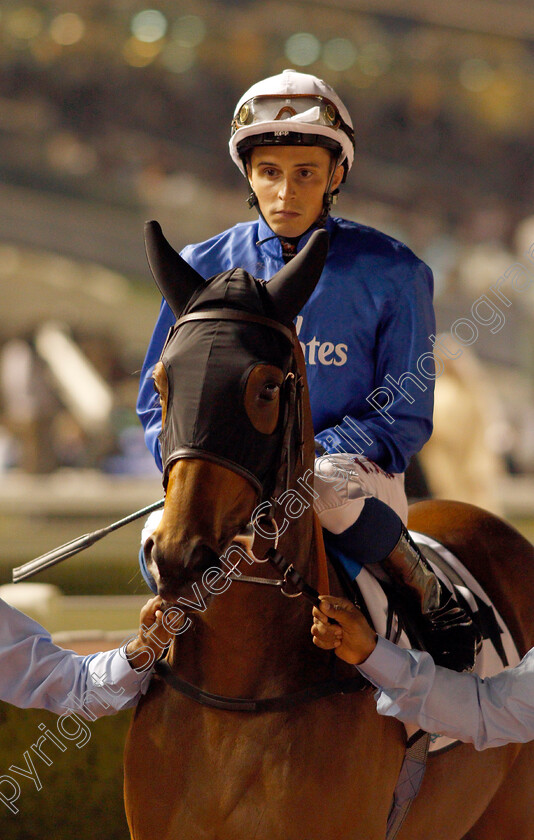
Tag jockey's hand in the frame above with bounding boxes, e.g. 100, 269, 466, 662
311, 596, 377, 666
125, 596, 174, 672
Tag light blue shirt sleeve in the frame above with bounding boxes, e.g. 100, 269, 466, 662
357, 636, 534, 750
0, 598, 153, 719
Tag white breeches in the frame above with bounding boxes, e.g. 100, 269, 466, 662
313, 453, 408, 534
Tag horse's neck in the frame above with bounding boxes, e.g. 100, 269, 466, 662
170, 503, 323, 698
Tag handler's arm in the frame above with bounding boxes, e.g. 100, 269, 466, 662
312, 597, 534, 750
360, 640, 534, 750
0, 597, 162, 718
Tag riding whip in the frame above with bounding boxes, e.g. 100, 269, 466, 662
12, 499, 164, 583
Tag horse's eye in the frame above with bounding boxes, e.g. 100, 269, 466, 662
259, 383, 280, 402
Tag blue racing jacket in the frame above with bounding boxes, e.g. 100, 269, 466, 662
137, 214, 435, 474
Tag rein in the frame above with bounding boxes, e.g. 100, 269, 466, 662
154, 661, 367, 713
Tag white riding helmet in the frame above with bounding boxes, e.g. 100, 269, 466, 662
229, 69, 355, 180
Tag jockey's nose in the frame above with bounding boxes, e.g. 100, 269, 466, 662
278, 176, 296, 201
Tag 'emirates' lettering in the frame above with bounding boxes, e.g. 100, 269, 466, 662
295, 316, 347, 367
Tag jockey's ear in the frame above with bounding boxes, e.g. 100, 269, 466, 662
266, 229, 329, 322
331, 164, 344, 192
144, 221, 204, 318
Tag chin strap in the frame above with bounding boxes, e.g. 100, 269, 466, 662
318, 152, 342, 225
241, 156, 259, 208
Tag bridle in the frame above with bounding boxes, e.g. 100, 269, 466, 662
154, 537, 370, 712
155, 304, 369, 709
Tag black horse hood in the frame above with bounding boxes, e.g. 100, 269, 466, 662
146, 223, 329, 494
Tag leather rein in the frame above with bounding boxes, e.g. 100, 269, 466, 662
154, 308, 369, 710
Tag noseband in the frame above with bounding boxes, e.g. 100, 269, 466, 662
154, 546, 369, 712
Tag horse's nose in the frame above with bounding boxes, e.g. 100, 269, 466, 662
145, 533, 220, 585
143, 535, 157, 572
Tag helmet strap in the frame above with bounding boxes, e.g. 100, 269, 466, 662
318, 152, 342, 224
241, 153, 259, 209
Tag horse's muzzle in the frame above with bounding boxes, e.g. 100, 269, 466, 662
145, 534, 221, 598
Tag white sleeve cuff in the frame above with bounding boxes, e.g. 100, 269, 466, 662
85, 647, 153, 712
357, 636, 421, 688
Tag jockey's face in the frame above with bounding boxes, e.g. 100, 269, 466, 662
247, 145, 343, 238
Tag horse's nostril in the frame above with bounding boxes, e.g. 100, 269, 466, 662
189, 544, 220, 571
144, 529, 221, 590
180, 542, 218, 572
143, 537, 155, 567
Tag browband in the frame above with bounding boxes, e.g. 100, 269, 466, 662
173, 308, 294, 344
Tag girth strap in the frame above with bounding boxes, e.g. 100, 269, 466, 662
386, 730, 431, 840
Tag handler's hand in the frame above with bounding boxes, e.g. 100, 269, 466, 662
311, 596, 377, 666
125, 596, 174, 671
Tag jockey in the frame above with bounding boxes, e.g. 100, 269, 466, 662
137, 69, 481, 672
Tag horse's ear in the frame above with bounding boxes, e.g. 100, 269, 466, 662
145, 221, 204, 318
266, 229, 329, 322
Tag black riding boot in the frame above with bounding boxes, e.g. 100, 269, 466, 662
374, 525, 482, 672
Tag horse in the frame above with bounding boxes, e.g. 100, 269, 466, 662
124, 223, 534, 840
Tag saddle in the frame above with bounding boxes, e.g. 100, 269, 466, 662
327, 530, 520, 754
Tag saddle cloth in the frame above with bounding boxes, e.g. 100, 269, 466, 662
355, 531, 520, 754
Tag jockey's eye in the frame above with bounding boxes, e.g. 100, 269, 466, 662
259, 383, 280, 402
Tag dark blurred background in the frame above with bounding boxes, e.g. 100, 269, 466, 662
0, 3, 533, 834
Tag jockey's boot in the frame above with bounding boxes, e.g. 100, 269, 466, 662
375, 525, 482, 672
